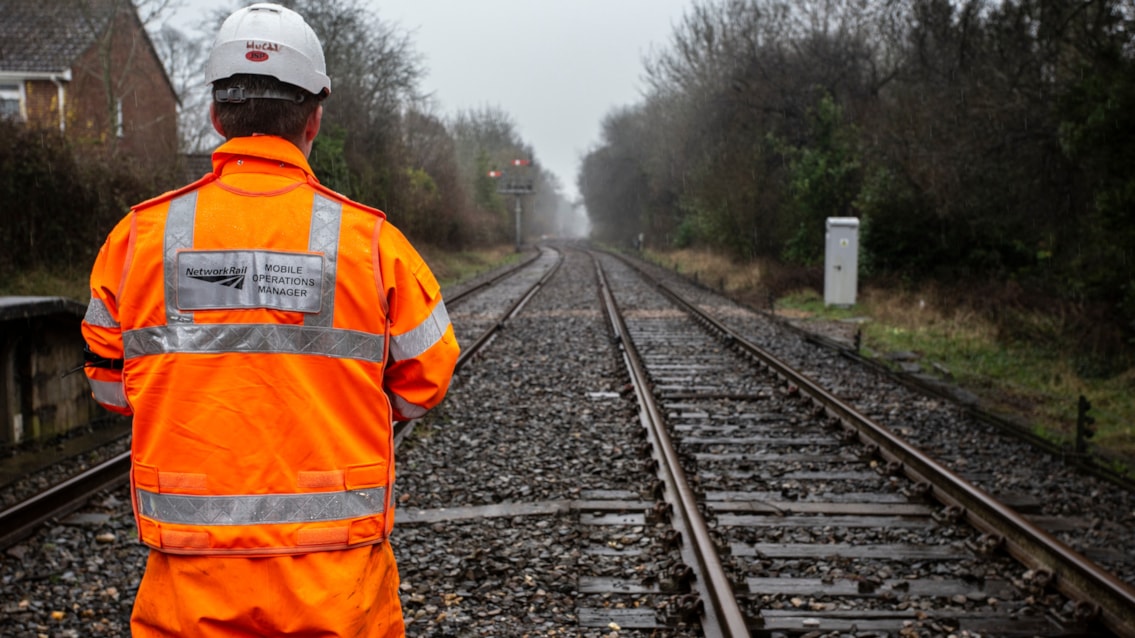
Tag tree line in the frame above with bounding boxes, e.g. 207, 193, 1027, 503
3, 0, 573, 279
579, 0, 1135, 352
166, 0, 575, 250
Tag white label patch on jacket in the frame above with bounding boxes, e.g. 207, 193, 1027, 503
177, 250, 324, 313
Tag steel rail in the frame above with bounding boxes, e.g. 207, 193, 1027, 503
395, 246, 563, 447
645, 273, 1135, 637
0, 451, 130, 549
591, 252, 751, 637
443, 247, 543, 306
456, 246, 563, 362
2, 248, 562, 551
795, 326, 1135, 493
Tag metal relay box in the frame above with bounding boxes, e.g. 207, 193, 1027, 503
824, 217, 859, 307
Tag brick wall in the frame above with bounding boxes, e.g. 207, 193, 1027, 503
24, 80, 63, 131
23, 9, 179, 164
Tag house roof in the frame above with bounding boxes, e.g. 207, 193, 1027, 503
0, 0, 130, 74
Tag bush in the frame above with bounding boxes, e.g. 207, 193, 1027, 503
0, 121, 181, 276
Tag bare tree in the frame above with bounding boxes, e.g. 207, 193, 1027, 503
149, 22, 214, 153
72, 0, 180, 154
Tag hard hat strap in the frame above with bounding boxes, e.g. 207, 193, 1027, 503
214, 86, 306, 104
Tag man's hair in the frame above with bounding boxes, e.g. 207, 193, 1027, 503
212, 74, 322, 144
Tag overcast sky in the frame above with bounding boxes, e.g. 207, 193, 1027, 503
166, 1, 696, 200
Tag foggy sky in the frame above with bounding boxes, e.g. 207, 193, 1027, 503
166, 0, 696, 200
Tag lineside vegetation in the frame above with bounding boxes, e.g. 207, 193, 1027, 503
581, 0, 1135, 373
582, 0, 1135, 467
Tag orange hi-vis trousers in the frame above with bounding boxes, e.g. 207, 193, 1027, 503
131, 542, 404, 637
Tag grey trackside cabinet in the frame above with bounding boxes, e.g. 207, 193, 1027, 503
824, 217, 859, 307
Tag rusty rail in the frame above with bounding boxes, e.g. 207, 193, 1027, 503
0, 451, 130, 549
646, 271, 1135, 637
592, 252, 751, 637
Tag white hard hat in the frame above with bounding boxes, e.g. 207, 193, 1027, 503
205, 3, 331, 98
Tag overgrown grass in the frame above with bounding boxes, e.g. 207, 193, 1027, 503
420, 245, 524, 289
649, 248, 1135, 472
642, 248, 765, 296
819, 289, 1134, 469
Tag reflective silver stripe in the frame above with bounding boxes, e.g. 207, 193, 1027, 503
84, 298, 119, 328
136, 487, 385, 526
88, 378, 128, 408
389, 301, 450, 361
391, 393, 427, 419
123, 323, 385, 362
305, 195, 341, 329
164, 193, 197, 325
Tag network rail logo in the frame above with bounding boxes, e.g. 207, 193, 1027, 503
177, 250, 323, 313
185, 265, 248, 290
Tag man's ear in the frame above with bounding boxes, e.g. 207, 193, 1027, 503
305, 104, 323, 145
210, 102, 225, 138
298, 104, 322, 157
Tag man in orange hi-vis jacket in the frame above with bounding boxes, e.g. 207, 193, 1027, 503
80, 4, 458, 636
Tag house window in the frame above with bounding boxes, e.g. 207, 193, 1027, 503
0, 84, 22, 121
115, 98, 124, 137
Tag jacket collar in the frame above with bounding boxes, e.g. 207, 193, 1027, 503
211, 135, 317, 180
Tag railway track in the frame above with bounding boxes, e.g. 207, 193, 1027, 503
596, 250, 1135, 636
396, 247, 1133, 636
393, 246, 702, 635
3, 244, 1133, 637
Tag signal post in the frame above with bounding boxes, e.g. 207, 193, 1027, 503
491, 158, 534, 251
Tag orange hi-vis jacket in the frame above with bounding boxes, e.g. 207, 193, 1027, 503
81, 135, 458, 557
